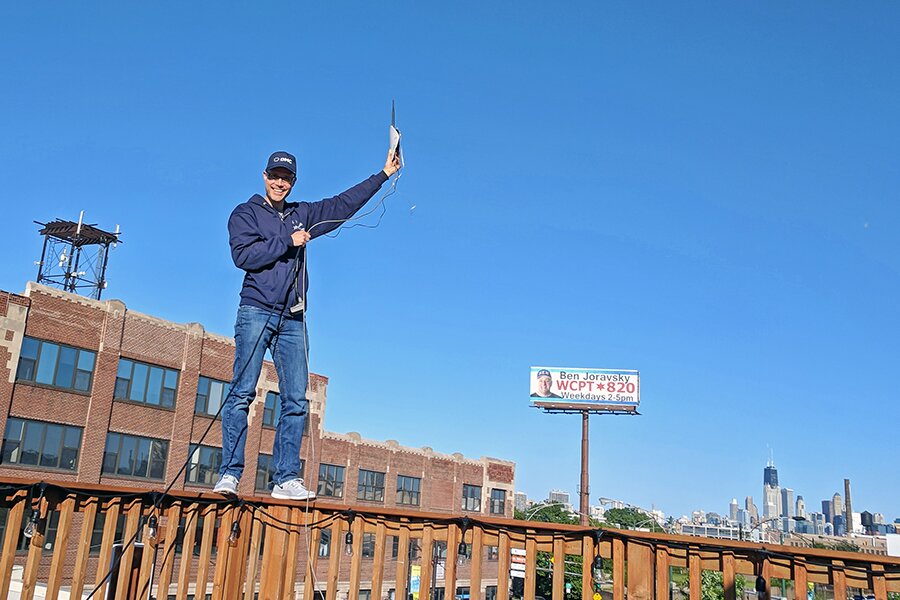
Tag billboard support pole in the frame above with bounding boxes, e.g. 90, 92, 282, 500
580, 411, 590, 526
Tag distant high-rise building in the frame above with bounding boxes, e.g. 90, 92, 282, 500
745, 496, 759, 523
834, 514, 846, 536
549, 489, 570, 507
763, 460, 781, 518
764, 464, 778, 487
514, 491, 528, 512
874, 513, 885, 525
832, 492, 844, 523
796, 496, 806, 519
781, 488, 794, 519
822, 499, 833, 524
729, 498, 739, 522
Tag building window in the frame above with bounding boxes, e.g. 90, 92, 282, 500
90, 513, 126, 555
114, 358, 179, 408
319, 529, 331, 557
185, 444, 222, 487
462, 484, 482, 512
195, 376, 231, 418
456, 587, 470, 600
362, 533, 376, 558
357, 469, 385, 502
490, 489, 506, 515
486, 586, 497, 600
257, 455, 304, 491
263, 391, 280, 428
317, 464, 345, 498
102, 433, 168, 480
0, 507, 28, 552
487, 545, 499, 560
1, 418, 82, 471
396, 475, 421, 506
16, 336, 96, 393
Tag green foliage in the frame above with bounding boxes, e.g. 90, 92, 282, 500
515, 502, 581, 525
811, 540, 861, 553
601, 507, 664, 533
671, 569, 747, 600
535, 552, 584, 600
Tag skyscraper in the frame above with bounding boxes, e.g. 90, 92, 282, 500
822, 499, 833, 524
745, 496, 759, 523
796, 496, 806, 519
763, 460, 780, 518
781, 488, 794, 519
729, 498, 739, 522
832, 492, 844, 525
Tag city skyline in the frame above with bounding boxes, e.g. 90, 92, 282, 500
523, 456, 897, 525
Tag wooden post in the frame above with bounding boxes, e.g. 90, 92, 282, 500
871, 564, 886, 600
445, 523, 460, 600
723, 551, 736, 600
470, 526, 484, 600
302, 511, 323, 600
195, 504, 218, 600
371, 521, 388, 600
688, 547, 701, 600
552, 536, 565, 600
419, 526, 434, 600
525, 536, 537, 600
793, 560, 808, 600
95, 499, 122, 600
394, 528, 410, 600
612, 538, 625, 600
627, 539, 653, 600
348, 515, 365, 600
497, 531, 511, 600
282, 507, 303, 600
655, 545, 670, 600
0, 490, 27, 600
581, 533, 594, 600
69, 497, 99, 600
155, 502, 182, 600
831, 560, 846, 600
46, 495, 76, 600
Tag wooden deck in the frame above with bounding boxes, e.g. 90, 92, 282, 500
1, 477, 898, 600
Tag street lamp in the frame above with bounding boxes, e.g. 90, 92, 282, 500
598, 498, 668, 532
524, 501, 586, 522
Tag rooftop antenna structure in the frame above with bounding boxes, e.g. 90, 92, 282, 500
34, 211, 121, 300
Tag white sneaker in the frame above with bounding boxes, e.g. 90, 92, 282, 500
213, 474, 239, 496
272, 478, 316, 500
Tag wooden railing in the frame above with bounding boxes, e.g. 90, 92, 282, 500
1, 477, 898, 600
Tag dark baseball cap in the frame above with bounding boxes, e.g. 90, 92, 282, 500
537, 369, 552, 379
266, 151, 297, 175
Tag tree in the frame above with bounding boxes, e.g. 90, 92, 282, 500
515, 502, 581, 525
601, 507, 664, 533
514, 502, 590, 600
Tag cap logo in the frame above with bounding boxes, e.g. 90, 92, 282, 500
273, 156, 293, 164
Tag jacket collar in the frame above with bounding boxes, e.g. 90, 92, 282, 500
250, 193, 297, 216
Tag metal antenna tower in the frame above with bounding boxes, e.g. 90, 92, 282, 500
34, 211, 121, 300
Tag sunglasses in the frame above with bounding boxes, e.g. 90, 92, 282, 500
266, 171, 296, 185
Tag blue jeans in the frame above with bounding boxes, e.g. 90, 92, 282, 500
220, 305, 309, 486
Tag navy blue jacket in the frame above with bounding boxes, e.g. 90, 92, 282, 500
228, 171, 388, 317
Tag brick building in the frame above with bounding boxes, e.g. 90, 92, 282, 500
0, 282, 515, 598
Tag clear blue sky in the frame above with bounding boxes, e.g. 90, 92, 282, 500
1, 2, 898, 522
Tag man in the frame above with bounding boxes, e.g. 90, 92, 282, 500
531, 369, 561, 398
214, 148, 401, 500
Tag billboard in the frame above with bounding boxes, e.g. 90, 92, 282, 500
530, 366, 640, 412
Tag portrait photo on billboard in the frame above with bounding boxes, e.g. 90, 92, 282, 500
530, 368, 562, 398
